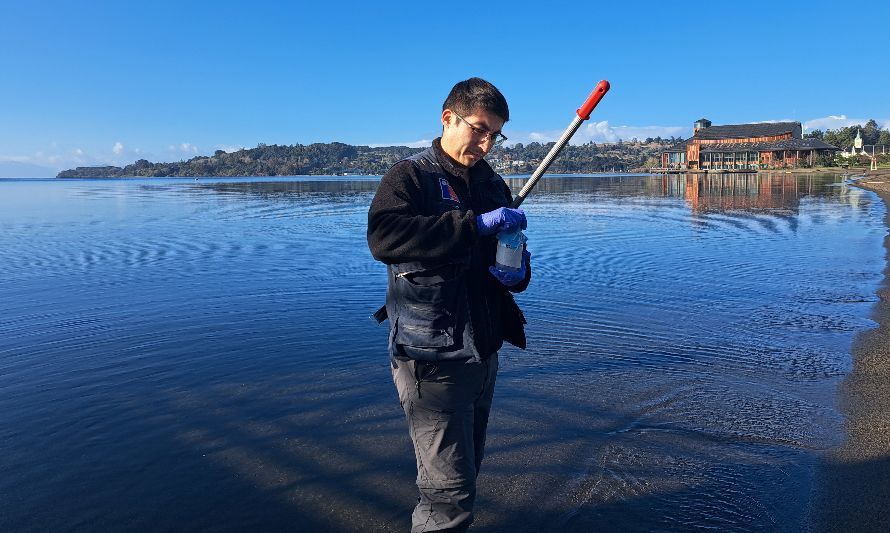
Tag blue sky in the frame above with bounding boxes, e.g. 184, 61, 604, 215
1, 0, 888, 175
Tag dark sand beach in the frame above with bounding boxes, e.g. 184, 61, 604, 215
812, 168, 890, 532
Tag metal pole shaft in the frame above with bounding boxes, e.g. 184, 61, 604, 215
512, 115, 585, 208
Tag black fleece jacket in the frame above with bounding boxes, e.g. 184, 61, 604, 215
367, 139, 530, 356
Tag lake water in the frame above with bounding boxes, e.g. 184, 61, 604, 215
0, 173, 885, 532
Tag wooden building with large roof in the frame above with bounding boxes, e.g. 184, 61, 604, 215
661, 119, 839, 170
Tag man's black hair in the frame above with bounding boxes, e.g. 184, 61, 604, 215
442, 77, 509, 123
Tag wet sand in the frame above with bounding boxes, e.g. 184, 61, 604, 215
812, 168, 890, 532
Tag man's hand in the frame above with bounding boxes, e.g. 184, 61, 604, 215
489, 250, 530, 287
476, 207, 527, 236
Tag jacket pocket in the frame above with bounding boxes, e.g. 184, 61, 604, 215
391, 263, 465, 351
395, 318, 454, 348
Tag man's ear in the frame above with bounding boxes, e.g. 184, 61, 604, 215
441, 109, 453, 127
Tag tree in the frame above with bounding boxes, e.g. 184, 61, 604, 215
862, 119, 880, 145
815, 152, 836, 167
805, 129, 824, 139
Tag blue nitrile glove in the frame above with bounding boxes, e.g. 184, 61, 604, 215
476, 207, 527, 236
489, 250, 530, 287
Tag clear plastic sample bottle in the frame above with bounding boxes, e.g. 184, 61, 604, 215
495, 230, 527, 272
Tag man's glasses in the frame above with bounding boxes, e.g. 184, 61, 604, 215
453, 112, 507, 147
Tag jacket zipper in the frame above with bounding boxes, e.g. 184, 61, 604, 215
468, 178, 496, 353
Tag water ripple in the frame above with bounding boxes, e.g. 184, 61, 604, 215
0, 174, 883, 531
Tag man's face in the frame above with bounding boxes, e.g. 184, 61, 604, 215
440, 108, 505, 167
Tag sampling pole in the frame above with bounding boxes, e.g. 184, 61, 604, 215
512, 80, 610, 208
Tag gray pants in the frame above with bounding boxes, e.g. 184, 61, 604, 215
391, 354, 499, 532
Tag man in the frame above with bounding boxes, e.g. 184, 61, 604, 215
367, 77, 531, 532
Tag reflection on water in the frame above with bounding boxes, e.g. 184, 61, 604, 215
502, 172, 850, 214
667, 173, 842, 214
0, 174, 885, 532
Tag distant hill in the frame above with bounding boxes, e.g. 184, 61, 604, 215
57, 139, 681, 178
0, 160, 57, 178
58, 143, 423, 178
51, 120, 890, 179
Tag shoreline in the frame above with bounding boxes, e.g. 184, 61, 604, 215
811, 168, 890, 531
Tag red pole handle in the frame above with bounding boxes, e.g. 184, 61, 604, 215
576, 80, 610, 120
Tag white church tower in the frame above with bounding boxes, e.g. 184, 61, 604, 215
853, 129, 863, 153
842, 129, 864, 158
